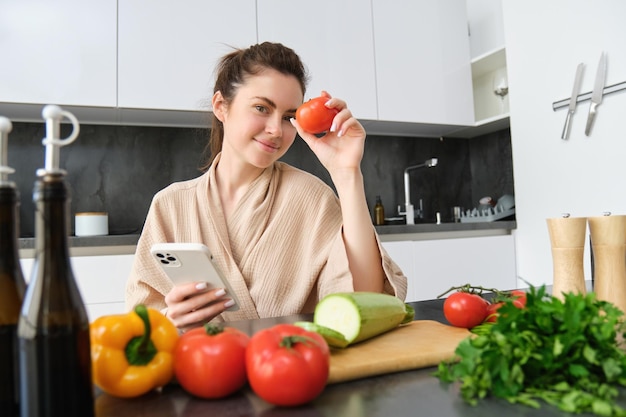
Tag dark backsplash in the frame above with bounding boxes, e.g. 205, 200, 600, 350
8, 122, 513, 237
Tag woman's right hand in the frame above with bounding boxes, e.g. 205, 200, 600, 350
164, 282, 235, 331
292, 91, 367, 175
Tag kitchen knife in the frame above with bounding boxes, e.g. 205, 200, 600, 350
585, 52, 607, 136
561, 63, 584, 140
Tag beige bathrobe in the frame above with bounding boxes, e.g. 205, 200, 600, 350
126, 156, 407, 321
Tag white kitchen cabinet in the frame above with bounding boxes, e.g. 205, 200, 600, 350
371, 0, 474, 127
0, 0, 117, 107
471, 48, 509, 123
382, 241, 418, 302
468, 0, 509, 129
20, 255, 134, 322
383, 234, 517, 302
257, 0, 378, 120
1, 0, 492, 136
448, 0, 510, 138
117, 0, 257, 112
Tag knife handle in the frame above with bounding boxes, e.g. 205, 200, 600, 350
561, 112, 573, 140
585, 102, 597, 136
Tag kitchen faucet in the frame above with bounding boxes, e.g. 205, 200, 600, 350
401, 158, 438, 224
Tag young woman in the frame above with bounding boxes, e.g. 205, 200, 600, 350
126, 42, 407, 330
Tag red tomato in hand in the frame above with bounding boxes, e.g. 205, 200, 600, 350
443, 292, 489, 328
174, 324, 249, 399
295, 96, 339, 134
246, 323, 330, 406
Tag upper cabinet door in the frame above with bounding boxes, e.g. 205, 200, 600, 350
372, 0, 474, 126
466, 0, 505, 59
118, 0, 257, 112
257, 0, 378, 120
0, 0, 117, 107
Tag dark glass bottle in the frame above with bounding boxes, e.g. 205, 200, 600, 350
0, 117, 26, 417
18, 106, 94, 417
374, 195, 385, 226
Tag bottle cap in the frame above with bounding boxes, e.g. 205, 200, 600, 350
37, 105, 80, 177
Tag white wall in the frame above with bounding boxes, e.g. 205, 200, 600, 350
502, 0, 626, 287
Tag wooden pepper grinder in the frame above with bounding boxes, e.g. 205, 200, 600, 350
547, 215, 587, 300
588, 213, 626, 313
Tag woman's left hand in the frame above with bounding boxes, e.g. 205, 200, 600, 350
291, 91, 366, 175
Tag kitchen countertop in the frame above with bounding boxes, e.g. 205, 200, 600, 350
19, 220, 516, 257
374, 219, 516, 242
94, 295, 617, 417
19, 234, 140, 257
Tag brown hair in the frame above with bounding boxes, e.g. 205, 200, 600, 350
200, 42, 308, 171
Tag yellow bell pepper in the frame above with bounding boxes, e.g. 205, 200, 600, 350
90, 304, 179, 398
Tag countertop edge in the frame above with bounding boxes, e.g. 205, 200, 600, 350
375, 220, 516, 241
18, 220, 516, 258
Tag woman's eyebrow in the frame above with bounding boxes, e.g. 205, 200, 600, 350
254, 96, 297, 113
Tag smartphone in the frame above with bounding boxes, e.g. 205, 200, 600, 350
150, 243, 240, 311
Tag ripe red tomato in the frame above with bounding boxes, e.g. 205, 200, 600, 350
174, 324, 249, 399
295, 96, 339, 134
510, 290, 527, 308
443, 292, 489, 328
246, 323, 330, 406
485, 290, 527, 323
485, 302, 504, 323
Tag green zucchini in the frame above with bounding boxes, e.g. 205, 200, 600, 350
294, 321, 350, 348
313, 292, 414, 345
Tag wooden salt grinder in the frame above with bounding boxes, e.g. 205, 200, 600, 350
588, 214, 626, 313
547, 216, 587, 300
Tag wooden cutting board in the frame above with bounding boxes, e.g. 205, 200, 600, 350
328, 320, 470, 384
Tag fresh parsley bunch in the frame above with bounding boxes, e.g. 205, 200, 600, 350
435, 286, 626, 416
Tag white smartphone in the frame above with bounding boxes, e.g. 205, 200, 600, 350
150, 243, 240, 311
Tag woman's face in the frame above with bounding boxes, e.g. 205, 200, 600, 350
214, 68, 304, 170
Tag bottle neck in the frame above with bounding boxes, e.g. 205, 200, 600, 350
0, 185, 21, 263
33, 174, 71, 260
0, 185, 26, 322
20, 173, 88, 333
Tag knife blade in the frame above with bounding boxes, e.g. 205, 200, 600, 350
561, 63, 585, 140
585, 52, 607, 136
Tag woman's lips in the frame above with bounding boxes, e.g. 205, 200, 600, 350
255, 138, 279, 153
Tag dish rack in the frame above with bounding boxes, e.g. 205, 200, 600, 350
459, 207, 515, 223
